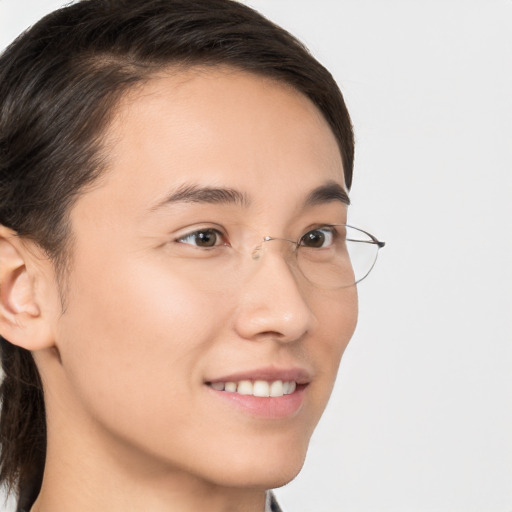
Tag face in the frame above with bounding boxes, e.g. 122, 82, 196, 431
49, 67, 357, 489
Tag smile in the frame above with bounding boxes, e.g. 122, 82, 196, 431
207, 380, 297, 397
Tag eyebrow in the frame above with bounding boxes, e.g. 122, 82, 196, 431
148, 183, 250, 212
147, 179, 349, 214
303, 181, 351, 207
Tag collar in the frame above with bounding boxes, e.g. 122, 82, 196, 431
265, 491, 283, 512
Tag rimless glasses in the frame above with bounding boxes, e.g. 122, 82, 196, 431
172, 224, 385, 289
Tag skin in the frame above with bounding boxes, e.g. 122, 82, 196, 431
0, 67, 357, 512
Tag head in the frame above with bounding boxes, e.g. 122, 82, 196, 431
0, 0, 355, 507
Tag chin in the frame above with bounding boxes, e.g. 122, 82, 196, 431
214, 462, 305, 490
204, 439, 309, 490
259, 461, 305, 489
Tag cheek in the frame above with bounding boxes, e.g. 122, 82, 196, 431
310, 287, 358, 396
55, 256, 228, 431
319, 285, 357, 349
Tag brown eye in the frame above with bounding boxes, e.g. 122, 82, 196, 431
300, 228, 334, 248
178, 229, 223, 248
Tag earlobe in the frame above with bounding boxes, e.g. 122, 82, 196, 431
0, 226, 55, 350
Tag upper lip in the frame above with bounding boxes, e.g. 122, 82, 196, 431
206, 366, 312, 385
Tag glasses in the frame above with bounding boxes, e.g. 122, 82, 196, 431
173, 224, 385, 290
251, 224, 384, 289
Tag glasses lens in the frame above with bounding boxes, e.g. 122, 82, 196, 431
346, 226, 380, 285
297, 225, 380, 288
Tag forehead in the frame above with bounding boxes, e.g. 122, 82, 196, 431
80, 67, 345, 221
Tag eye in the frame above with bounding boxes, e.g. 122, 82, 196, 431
299, 227, 336, 248
177, 228, 226, 248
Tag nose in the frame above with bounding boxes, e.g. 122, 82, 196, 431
233, 241, 316, 343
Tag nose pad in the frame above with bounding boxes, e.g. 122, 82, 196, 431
251, 236, 275, 261
251, 245, 263, 261
251, 236, 293, 261
250, 237, 303, 283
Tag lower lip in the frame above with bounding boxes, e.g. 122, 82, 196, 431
206, 385, 307, 419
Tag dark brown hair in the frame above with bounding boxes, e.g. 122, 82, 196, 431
0, 0, 354, 508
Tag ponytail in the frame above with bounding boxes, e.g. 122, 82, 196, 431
0, 337, 46, 510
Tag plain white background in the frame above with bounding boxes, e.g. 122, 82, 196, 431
1, 1, 511, 511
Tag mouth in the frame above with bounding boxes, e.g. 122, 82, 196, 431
204, 367, 311, 418
206, 379, 299, 397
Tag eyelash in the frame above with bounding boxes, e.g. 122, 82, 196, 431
299, 226, 336, 248
176, 228, 227, 248
175, 225, 340, 250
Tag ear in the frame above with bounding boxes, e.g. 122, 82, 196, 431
0, 226, 56, 350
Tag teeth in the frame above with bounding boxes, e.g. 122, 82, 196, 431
253, 380, 270, 397
209, 379, 297, 397
269, 380, 283, 397
237, 380, 253, 395
224, 382, 237, 393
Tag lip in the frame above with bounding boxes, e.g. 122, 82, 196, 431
207, 385, 307, 419
204, 366, 311, 419
205, 366, 312, 385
